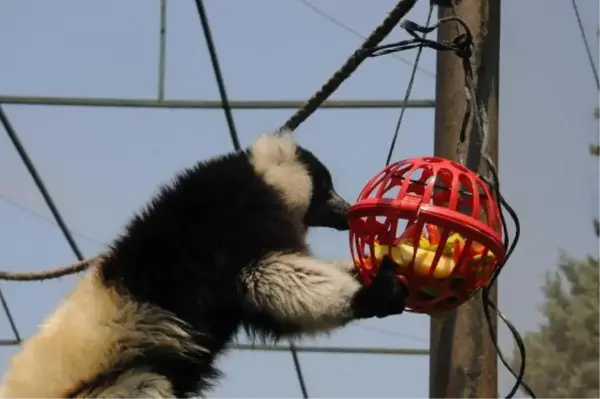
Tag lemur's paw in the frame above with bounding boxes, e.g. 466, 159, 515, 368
351, 255, 408, 319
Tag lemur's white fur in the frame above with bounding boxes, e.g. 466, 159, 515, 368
241, 252, 360, 334
0, 265, 204, 398
72, 370, 175, 398
249, 132, 313, 222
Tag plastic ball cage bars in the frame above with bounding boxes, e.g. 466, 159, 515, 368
348, 156, 505, 315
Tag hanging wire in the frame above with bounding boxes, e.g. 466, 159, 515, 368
364, 8, 537, 398
194, 0, 241, 151
193, 1, 309, 395
385, 4, 434, 167
442, 3, 534, 395
436, 5, 535, 396
569, 0, 600, 90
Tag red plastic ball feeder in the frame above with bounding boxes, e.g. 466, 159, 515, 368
348, 156, 505, 315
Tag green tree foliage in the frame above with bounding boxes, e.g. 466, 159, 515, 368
511, 112, 599, 398
514, 254, 599, 398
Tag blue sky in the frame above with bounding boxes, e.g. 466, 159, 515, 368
0, 0, 597, 397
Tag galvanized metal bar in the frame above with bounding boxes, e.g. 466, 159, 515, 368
0, 95, 435, 109
157, 0, 168, 101
231, 343, 429, 356
0, 337, 428, 356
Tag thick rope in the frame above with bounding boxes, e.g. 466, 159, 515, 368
0, 256, 102, 281
280, 0, 418, 132
0, 0, 419, 282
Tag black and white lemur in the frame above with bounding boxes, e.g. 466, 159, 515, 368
0, 130, 407, 398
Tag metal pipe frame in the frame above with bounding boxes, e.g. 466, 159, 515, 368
0, 339, 428, 356
0, 95, 435, 110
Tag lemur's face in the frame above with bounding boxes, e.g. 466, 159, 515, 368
249, 132, 351, 231
295, 146, 351, 231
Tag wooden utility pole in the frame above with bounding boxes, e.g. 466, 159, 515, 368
429, 0, 500, 398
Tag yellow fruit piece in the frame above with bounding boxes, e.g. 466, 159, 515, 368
418, 234, 433, 250
373, 242, 456, 279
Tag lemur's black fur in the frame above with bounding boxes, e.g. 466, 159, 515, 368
0, 132, 407, 398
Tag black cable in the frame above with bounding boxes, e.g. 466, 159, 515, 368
194, 0, 241, 151
367, 9, 536, 398
440, 3, 534, 395
480, 166, 536, 398
0, 287, 21, 343
385, 5, 433, 167
422, 7, 535, 399
193, 2, 308, 396
452, 27, 534, 399
458, 38, 535, 399
570, 0, 600, 90
289, 342, 309, 399
0, 104, 86, 348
